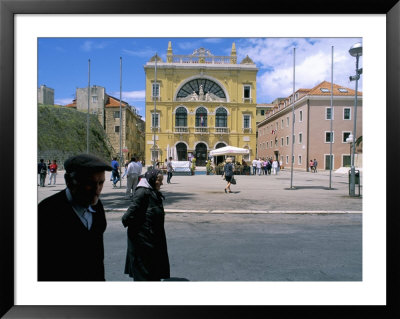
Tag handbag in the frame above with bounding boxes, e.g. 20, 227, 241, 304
230, 177, 236, 184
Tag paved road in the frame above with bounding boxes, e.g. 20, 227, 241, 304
38, 169, 362, 213
38, 169, 362, 282
105, 212, 362, 281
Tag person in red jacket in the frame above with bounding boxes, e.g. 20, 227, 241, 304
48, 160, 58, 185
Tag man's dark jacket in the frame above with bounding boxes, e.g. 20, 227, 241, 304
38, 189, 107, 281
122, 186, 170, 281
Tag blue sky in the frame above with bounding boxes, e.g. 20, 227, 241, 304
38, 37, 362, 118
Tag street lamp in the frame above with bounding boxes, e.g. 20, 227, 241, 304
348, 42, 362, 197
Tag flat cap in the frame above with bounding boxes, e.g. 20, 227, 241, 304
64, 153, 112, 173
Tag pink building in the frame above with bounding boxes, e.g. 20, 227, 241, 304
257, 81, 362, 171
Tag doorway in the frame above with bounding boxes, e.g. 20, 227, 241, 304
195, 143, 207, 166
176, 142, 187, 161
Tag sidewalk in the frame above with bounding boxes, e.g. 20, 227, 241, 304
37, 169, 362, 214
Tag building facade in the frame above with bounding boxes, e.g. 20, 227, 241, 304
38, 84, 54, 105
144, 42, 258, 166
257, 81, 362, 171
66, 85, 145, 161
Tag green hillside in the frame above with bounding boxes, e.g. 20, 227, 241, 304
38, 105, 114, 161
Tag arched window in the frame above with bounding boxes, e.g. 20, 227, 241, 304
215, 107, 227, 127
195, 107, 208, 127
175, 107, 187, 127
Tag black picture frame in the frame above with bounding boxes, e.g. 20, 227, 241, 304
1, 0, 399, 317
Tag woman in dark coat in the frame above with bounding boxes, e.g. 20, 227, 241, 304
122, 169, 170, 281
223, 157, 234, 193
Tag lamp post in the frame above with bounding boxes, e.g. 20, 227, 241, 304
348, 42, 362, 197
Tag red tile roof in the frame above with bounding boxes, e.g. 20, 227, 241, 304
105, 96, 129, 108
307, 81, 362, 96
65, 99, 77, 107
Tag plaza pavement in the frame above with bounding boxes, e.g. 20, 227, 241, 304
37, 168, 362, 214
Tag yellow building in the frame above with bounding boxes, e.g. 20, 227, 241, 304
144, 42, 258, 167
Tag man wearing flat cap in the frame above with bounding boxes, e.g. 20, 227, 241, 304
38, 153, 112, 281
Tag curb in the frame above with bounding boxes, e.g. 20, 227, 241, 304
105, 208, 362, 214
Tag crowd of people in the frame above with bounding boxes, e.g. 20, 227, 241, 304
251, 158, 280, 176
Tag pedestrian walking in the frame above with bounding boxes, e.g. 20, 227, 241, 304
48, 160, 58, 185
111, 157, 120, 187
125, 157, 141, 199
122, 168, 170, 281
166, 156, 174, 184
121, 160, 129, 179
223, 157, 234, 193
38, 153, 112, 281
313, 158, 318, 173
309, 159, 314, 173
38, 159, 47, 187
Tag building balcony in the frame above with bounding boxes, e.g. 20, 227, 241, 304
194, 127, 209, 134
151, 126, 160, 133
242, 127, 252, 133
174, 126, 189, 134
242, 97, 253, 103
214, 127, 229, 134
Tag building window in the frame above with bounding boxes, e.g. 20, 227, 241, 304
343, 131, 351, 143
114, 125, 120, 133
152, 83, 160, 97
215, 107, 227, 127
343, 155, 351, 167
281, 119, 284, 129
287, 117, 289, 127
281, 137, 284, 146
344, 108, 351, 120
299, 132, 303, 144
195, 107, 208, 127
243, 114, 251, 129
270, 140, 273, 148
113, 111, 120, 119
151, 113, 159, 128
92, 96, 98, 103
286, 155, 289, 164
175, 107, 187, 127
299, 110, 303, 122
243, 85, 251, 99
298, 155, 302, 165
325, 131, 334, 143
286, 136, 289, 146
326, 107, 333, 120
325, 154, 334, 170
338, 88, 348, 93
320, 88, 330, 93
261, 110, 265, 116
293, 134, 295, 144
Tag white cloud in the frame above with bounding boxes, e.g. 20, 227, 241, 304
111, 90, 146, 103
237, 38, 362, 102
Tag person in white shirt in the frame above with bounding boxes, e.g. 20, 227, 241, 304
252, 158, 257, 175
272, 159, 279, 175
125, 157, 141, 198
256, 158, 262, 176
